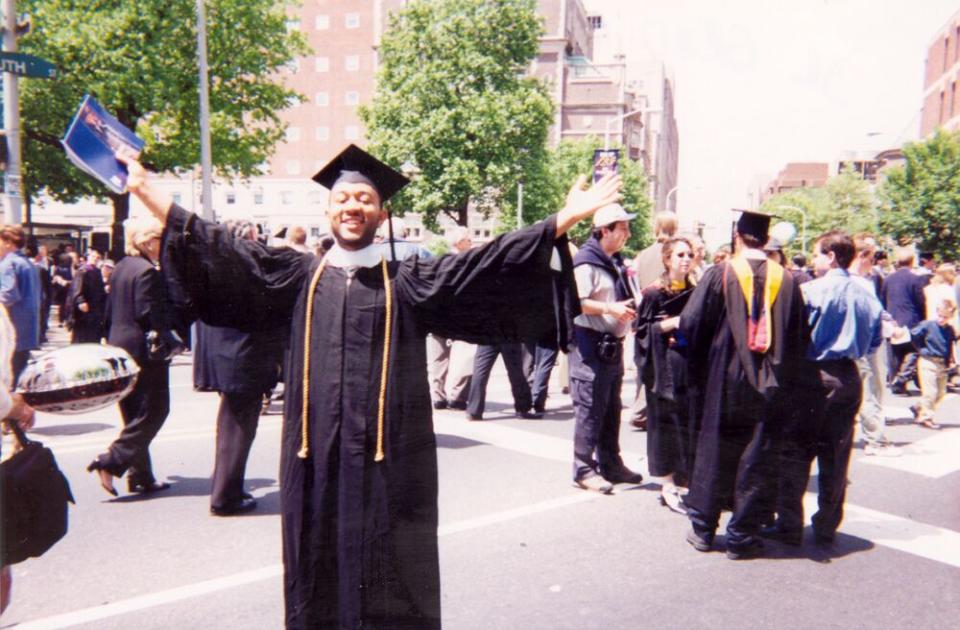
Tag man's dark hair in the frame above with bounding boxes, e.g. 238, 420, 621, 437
919, 251, 935, 264
739, 233, 765, 249
816, 229, 855, 269
792, 253, 807, 268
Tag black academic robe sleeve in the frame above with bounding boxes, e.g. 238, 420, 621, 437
394, 214, 578, 349
160, 204, 312, 332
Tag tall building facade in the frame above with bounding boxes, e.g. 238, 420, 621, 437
921, 8, 960, 137
34, 0, 678, 246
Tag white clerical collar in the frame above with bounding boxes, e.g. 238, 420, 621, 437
324, 243, 386, 268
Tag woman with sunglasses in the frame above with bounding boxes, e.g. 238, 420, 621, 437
635, 237, 697, 513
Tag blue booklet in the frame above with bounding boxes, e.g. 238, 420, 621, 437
61, 95, 145, 194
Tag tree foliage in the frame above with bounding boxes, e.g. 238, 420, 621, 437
498, 137, 652, 255
760, 165, 877, 253
878, 130, 960, 259
359, 0, 553, 229
18, 0, 306, 254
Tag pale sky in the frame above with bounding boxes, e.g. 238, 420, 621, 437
596, 0, 959, 246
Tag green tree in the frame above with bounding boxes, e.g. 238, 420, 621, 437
879, 130, 960, 259
760, 165, 877, 253
359, 0, 553, 229
499, 137, 652, 255
19, 0, 307, 258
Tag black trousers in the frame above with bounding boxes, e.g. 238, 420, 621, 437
686, 385, 778, 548
466, 343, 532, 418
569, 327, 626, 480
889, 341, 918, 389
528, 344, 559, 412
102, 361, 170, 485
210, 390, 262, 509
776, 359, 862, 539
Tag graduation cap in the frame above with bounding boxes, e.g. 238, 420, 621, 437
312, 144, 410, 204
732, 209, 777, 241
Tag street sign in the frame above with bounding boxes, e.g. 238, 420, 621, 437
0, 52, 55, 79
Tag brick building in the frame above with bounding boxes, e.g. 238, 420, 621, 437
921, 7, 960, 137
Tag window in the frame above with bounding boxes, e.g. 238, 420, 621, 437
286, 95, 301, 109
284, 58, 300, 74
940, 90, 947, 122
172, 192, 182, 205
315, 56, 329, 72
952, 81, 958, 117
226, 190, 236, 205
254, 189, 264, 205
315, 14, 329, 30
286, 160, 301, 176
345, 91, 360, 106
286, 127, 301, 142
344, 125, 359, 140
345, 55, 360, 72
281, 191, 293, 205
286, 18, 300, 32
315, 91, 329, 107
308, 190, 323, 205
315, 126, 330, 141
345, 13, 360, 29
588, 15, 602, 29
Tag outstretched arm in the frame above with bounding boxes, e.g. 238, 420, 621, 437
555, 172, 623, 237
116, 151, 172, 224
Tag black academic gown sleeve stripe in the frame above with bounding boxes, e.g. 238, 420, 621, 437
160, 204, 311, 332
393, 214, 578, 349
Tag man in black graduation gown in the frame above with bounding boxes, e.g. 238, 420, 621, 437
119, 146, 621, 629
678, 210, 806, 560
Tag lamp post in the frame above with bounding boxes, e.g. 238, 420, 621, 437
196, 0, 214, 221
665, 186, 678, 212
604, 107, 644, 150
776, 204, 808, 255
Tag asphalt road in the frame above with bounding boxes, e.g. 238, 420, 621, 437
2, 331, 959, 629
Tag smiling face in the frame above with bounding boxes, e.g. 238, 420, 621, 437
599, 221, 630, 254
668, 241, 693, 277
326, 182, 385, 250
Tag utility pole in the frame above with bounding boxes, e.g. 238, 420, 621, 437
3, 0, 22, 224
196, 0, 214, 221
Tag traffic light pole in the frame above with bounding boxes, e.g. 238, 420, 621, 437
2, 0, 23, 225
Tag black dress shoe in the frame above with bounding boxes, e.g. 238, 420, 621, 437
128, 480, 171, 494
726, 540, 765, 560
518, 410, 544, 419
602, 466, 643, 485
448, 401, 467, 411
466, 412, 482, 421
759, 524, 802, 546
686, 529, 713, 552
432, 400, 448, 410
210, 496, 258, 516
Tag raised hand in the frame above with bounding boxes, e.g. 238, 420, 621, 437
555, 172, 624, 236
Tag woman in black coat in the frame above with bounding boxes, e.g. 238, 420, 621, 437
87, 217, 173, 496
634, 236, 696, 513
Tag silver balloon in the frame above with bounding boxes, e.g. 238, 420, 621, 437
16, 344, 140, 414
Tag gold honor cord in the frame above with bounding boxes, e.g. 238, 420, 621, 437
297, 256, 393, 463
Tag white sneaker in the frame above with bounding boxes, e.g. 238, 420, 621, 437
865, 443, 902, 457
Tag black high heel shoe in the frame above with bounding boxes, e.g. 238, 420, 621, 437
86, 459, 118, 497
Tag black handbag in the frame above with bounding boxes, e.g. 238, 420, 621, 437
0, 421, 75, 566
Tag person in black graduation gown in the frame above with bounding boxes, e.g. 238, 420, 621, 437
678, 211, 806, 560
192, 221, 287, 516
68, 250, 107, 344
634, 236, 696, 514
119, 145, 621, 629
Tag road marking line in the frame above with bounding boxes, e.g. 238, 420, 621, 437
437, 415, 647, 472
14, 493, 599, 629
859, 427, 960, 478
803, 494, 960, 569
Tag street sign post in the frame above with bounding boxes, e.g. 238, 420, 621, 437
0, 51, 54, 78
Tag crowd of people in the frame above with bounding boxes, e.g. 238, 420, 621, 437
0, 143, 955, 624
